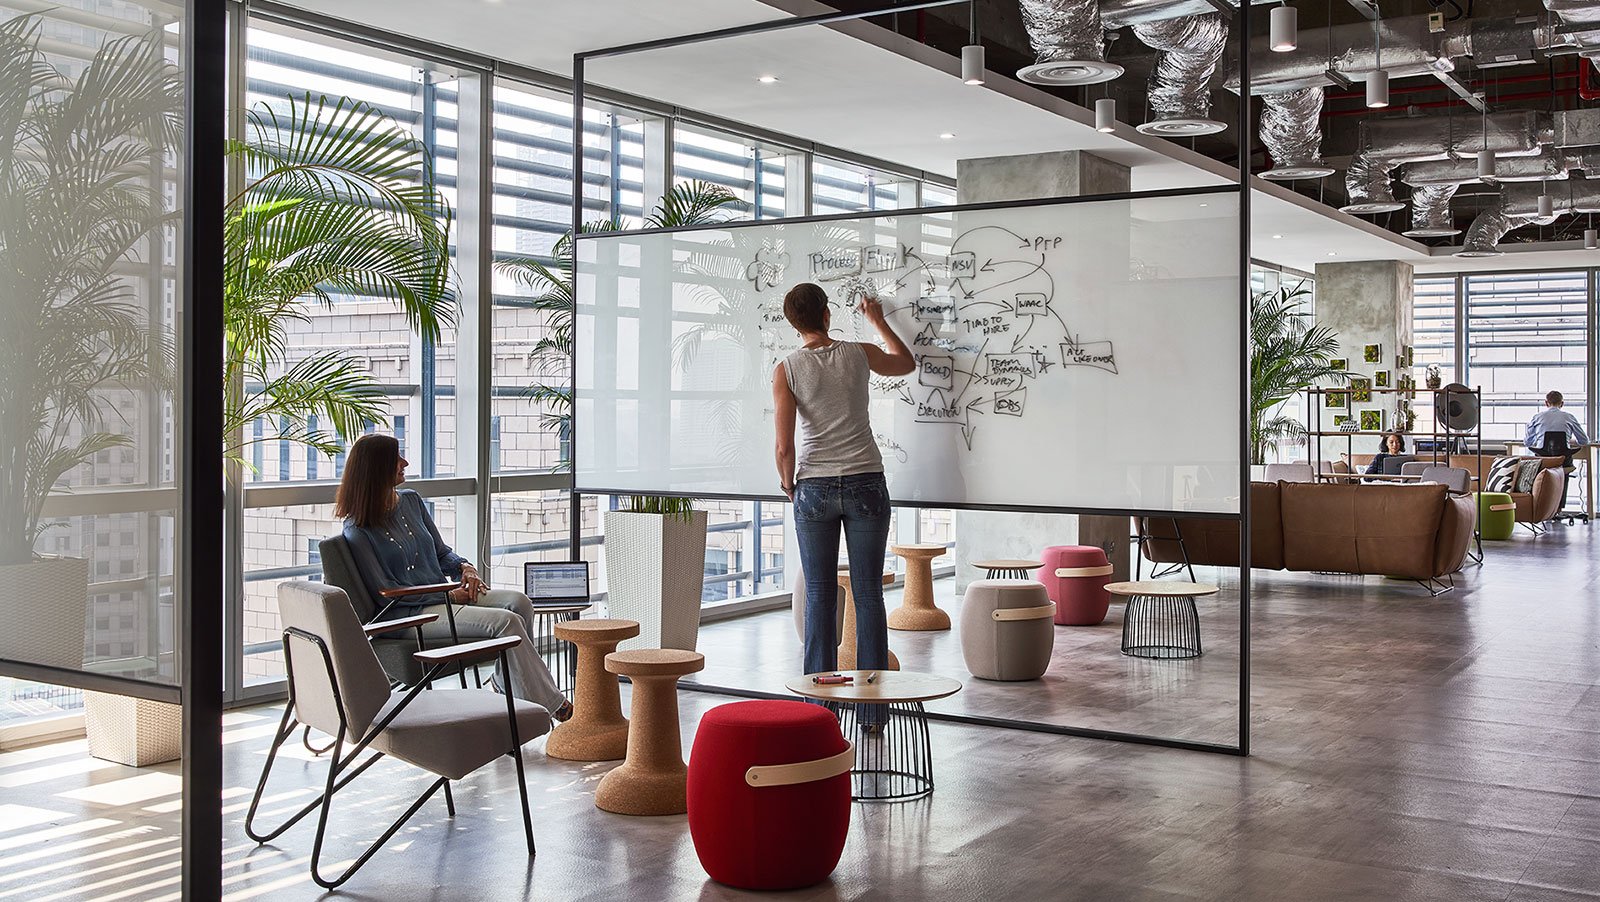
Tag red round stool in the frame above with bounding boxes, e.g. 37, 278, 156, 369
1040, 545, 1113, 625
687, 700, 853, 891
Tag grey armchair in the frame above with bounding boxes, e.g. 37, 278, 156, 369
245, 581, 550, 890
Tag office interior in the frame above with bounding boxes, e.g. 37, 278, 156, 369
1, 0, 1598, 898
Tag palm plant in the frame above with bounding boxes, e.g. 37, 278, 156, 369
223, 93, 454, 468
494, 180, 738, 472
0, 17, 181, 566
1251, 284, 1347, 465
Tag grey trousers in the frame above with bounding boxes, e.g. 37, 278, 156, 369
416, 589, 564, 712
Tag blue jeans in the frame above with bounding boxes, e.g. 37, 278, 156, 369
794, 472, 892, 677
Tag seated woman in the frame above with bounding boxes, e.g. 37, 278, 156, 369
1364, 431, 1408, 475
335, 433, 571, 721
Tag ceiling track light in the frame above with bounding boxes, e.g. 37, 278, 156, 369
1270, 3, 1297, 52
1367, 6, 1388, 108
962, 1, 984, 85
1095, 97, 1117, 133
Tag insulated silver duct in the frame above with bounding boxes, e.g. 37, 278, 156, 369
1101, 0, 1276, 28
1017, 0, 1123, 86
1131, 13, 1229, 137
1404, 184, 1461, 237
1259, 87, 1332, 180
1341, 111, 1550, 215
1401, 148, 1572, 186
1224, 16, 1454, 93
1457, 179, 1600, 255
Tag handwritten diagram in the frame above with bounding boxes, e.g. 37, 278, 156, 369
751, 226, 1118, 451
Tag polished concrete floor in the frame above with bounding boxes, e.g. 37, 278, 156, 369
0, 525, 1597, 900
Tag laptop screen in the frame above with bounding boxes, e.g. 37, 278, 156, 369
524, 561, 590, 604
1381, 455, 1417, 475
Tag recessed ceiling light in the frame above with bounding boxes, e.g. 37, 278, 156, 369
1272, 234, 1283, 239
758, 75, 778, 84
939, 132, 956, 140
1328, 251, 1337, 256
1200, 203, 1209, 208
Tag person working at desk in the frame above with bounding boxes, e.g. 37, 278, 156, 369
1526, 390, 1589, 452
1525, 390, 1589, 512
1365, 431, 1408, 475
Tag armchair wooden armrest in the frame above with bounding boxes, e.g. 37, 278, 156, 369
364, 613, 438, 637
413, 635, 521, 665
379, 581, 462, 598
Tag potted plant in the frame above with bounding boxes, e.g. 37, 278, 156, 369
1250, 284, 1347, 470
0, 19, 180, 671
602, 496, 708, 651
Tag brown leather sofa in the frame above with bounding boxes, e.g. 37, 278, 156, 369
1344, 453, 1565, 528
1137, 481, 1475, 582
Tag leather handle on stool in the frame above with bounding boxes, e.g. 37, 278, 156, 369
992, 603, 1056, 622
1055, 565, 1113, 578
745, 743, 855, 788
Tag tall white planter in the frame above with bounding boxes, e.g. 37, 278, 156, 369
603, 510, 708, 652
0, 556, 89, 669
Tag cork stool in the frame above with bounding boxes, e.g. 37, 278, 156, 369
546, 618, 639, 762
595, 649, 706, 816
836, 566, 900, 671
887, 544, 950, 631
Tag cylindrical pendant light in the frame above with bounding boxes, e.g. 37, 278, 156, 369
1270, 4, 1297, 52
962, 2, 984, 85
1477, 149, 1495, 179
1367, 68, 1389, 109
1585, 229, 1598, 249
1367, 7, 1388, 108
1095, 97, 1117, 132
1538, 187, 1554, 218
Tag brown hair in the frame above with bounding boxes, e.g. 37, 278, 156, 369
783, 283, 829, 334
1547, 390, 1564, 406
334, 433, 400, 528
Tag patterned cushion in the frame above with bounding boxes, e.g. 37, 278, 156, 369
1484, 457, 1521, 493
1515, 459, 1545, 494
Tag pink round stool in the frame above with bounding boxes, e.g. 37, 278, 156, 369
1039, 545, 1112, 626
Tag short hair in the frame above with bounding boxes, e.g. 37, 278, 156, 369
334, 433, 400, 528
1547, 390, 1564, 406
783, 283, 829, 334
1381, 431, 1406, 453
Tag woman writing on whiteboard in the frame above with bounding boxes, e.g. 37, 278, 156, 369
772, 283, 916, 681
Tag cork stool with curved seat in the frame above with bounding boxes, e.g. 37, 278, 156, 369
546, 618, 639, 762
836, 565, 900, 671
595, 649, 705, 816
887, 544, 950, 631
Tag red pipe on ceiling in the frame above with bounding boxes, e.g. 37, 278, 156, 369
1322, 88, 1567, 116
1326, 71, 1572, 102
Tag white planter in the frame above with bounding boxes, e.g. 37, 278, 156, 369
0, 556, 89, 670
85, 692, 181, 766
603, 510, 708, 652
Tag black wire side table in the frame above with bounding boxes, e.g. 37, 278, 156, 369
1107, 581, 1218, 660
973, 559, 1044, 580
530, 603, 591, 699
785, 671, 961, 803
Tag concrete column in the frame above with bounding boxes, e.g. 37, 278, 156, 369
1311, 260, 1416, 463
952, 151, 1134, 590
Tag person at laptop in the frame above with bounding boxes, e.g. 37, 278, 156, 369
336, 433, 571, 721
1365, 431, 1409, 476
1525, 390, 1589, 455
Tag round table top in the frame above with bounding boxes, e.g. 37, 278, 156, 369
554, 618, 640, 643
891, 544, 948, 559
605, 648, 705, 677
974, 559, 1043, 570
1105, 581, 1220, 598
785, 670, 962, 704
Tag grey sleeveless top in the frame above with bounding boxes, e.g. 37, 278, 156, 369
783, 341, 884, 480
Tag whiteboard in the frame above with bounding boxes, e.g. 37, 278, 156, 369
575, 192, 1241, 514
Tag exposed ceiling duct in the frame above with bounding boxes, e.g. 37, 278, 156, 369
1016, 0, 1123, 86
1404, 184, 1462, 237
1459, 177, 1600, 254
1130, 13, 1230, 136
1259, 87, 1332, 180
1547, 0, 1600, 58
1341, 111, 1550, 214
1224, 15, 1456, 93
1400, 147, 1573, 186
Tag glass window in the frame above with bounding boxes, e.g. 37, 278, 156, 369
1411, 275, 1457, 434
812, 157, 916, 214
1464, 271, 1589, 443
672, 125, 787, 221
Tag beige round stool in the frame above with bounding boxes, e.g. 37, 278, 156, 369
546, 618, 639, 762
594, 649, 706, 816
888, 544, 950, 631
836, 566, 899, 671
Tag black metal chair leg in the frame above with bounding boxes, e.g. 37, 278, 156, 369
500, 650, 536, 857
443, 780, 455, 817
301, 724, 336, 756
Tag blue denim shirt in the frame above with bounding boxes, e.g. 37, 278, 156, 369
342, 489, 468, 617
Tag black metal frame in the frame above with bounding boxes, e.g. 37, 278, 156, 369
245, 627, 534, 890
1132, 518, 1199, 583
826, 699, 935, 802
567, 2, 1253, 757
